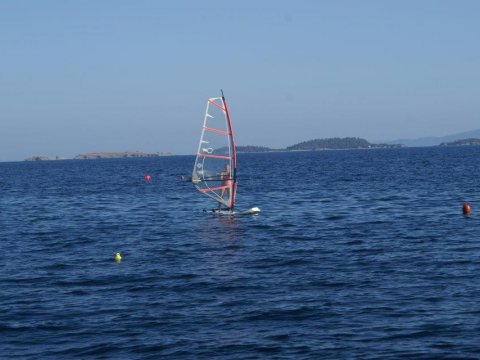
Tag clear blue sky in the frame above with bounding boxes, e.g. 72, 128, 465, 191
1, 0, 479, 160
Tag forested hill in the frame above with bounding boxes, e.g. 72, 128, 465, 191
286, 137, 403, 151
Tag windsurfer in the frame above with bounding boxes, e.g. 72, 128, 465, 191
218, 164, 232, 211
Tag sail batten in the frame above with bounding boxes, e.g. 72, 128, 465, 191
196, 153, 232, 160
203, 126, 231, 135
192, 93, 237, 210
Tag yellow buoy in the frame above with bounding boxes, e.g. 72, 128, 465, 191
115, 252, 122, 263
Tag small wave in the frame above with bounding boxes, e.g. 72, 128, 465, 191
244, 306, 323, 322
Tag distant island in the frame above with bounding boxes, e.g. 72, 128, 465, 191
234, 137, 405, 153
25, 151, 173, 161
25, 155, 65, 161
286, 137, 404, 151
439, 138, 480, 147
25, 156, 51, 161
74, 151, 173, 159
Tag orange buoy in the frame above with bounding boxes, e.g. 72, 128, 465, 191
463, 203, 471, 215
144, 175, 151, 181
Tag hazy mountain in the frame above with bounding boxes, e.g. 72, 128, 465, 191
387, 129, 480, 147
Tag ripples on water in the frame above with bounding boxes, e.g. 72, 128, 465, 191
2, 147, 480, 358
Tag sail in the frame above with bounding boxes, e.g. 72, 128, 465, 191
192, 94, 237, 210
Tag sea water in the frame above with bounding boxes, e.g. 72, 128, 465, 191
2, 147, 480, 359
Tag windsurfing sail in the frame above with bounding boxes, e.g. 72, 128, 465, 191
192, 91, 237, 210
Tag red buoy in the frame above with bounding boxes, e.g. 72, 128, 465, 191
463, 203, 471, 215
144, 175, 151, 181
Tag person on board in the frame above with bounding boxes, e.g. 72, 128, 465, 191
217, 163, 232, 211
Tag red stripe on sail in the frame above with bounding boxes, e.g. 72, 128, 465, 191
197, 153, 232, 160
203, 126, 231, 136
208, 100, 226, 111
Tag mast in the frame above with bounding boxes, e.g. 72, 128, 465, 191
221, 90, 237, 211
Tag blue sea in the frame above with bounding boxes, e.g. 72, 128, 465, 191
2, 147, 480, 359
